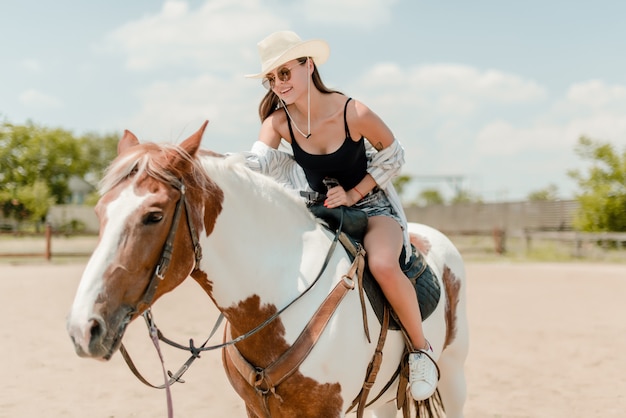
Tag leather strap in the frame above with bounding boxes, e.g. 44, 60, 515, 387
137, 181, 203, 314
356, 249, 370, 343
346, 303, 390, 417
396, 348, 410, 414
338, 234, 371, 341
224, 249, 364, 403
119, 312, 224, 390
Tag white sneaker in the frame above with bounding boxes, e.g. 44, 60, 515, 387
408, 345, 438, 401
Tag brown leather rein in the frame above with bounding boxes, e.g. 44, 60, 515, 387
118, 182, 374, 415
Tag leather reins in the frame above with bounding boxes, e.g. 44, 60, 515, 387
119, 191, 394, 417
119, 185, 349, 401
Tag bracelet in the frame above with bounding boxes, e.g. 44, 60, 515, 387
354, 186, 365, 200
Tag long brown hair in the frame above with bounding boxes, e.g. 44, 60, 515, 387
258, 57, 343, 122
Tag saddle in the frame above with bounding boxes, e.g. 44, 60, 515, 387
302, 189, 369, 241
308, 205, 441, 325
309, 206, 443, 417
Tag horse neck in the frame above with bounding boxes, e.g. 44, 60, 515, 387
194, 159, 323, 309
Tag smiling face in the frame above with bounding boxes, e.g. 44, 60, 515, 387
263, 58, 310, 103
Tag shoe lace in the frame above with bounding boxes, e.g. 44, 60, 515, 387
409, 353, 427, 381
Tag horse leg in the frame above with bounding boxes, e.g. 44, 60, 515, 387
436, 340, 468, 418
369, 401, 398, 418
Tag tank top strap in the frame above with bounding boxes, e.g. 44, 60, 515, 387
284, 107, 297, 143
343, 97, 353, 140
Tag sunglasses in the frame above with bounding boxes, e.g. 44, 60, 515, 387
262, 62, 303, 90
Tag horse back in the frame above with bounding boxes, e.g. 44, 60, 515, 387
407, 222, 468, 354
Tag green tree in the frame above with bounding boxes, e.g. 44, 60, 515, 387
450, 189, 482, 204
527, 184, 559, 201
80, 131, 120, 184
418, 188, 445, 206
568, 136, 626, 232
15, 181, 55, 222
0, 121, 86, 204
392, 174, 412, 199
0, 120, 120, 224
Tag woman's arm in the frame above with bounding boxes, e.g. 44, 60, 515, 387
351, 100, 406, 190
258, 112, 286, 149
326, 100, 405, 207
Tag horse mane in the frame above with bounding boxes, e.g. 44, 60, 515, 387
99, 142, 212, 195
99, 142, 311, 219
204, 153, 311, 213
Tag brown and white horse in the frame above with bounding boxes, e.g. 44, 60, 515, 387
66, 122, 469, 418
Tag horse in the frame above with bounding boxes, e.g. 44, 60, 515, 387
66, 122, 469, 418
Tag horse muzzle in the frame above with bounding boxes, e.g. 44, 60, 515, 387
67, 309, 133, 360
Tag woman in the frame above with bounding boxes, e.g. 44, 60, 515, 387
245, 30, 438, 401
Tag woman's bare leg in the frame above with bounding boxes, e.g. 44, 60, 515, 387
364, 216, 437, 401
363, 216, 426, 350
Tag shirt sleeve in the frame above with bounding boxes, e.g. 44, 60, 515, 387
366, 138, 405, 189
236, 141, 311, 194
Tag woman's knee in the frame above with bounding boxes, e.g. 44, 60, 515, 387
368, 258, 401, 284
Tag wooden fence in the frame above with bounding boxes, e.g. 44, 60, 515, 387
2, 200, 625, 260
404, 200, 579, 234
405, 200, 626, 257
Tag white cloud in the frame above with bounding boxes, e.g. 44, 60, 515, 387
100, 0, 286, 72
404, 64, 546, 103
352, 63, 626, 154
304, 0, 397, 25
99, 0, 398, 73
475, 79, 626, 157
476, 114, 626, 159
350, 63, 548, 135
475, 121, 558, 156
18, 89, 63, 109
342, 62, 626, 201
19, 59, 42, 73
354, 63, 546, 112
123, 74, 260, 151
567, 79, 626, 108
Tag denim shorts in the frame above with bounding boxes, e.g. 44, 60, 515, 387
354, 188, 403, 228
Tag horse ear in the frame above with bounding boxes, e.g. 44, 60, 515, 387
118, 130, 140, 155
180, 120, 209, 157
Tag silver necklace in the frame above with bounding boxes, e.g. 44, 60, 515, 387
282, 102, 311, 139
280, 68, 311, 139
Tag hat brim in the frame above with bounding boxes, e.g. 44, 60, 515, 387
245, 39, 330, 79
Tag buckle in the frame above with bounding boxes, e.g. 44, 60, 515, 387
299, 191, 326, 206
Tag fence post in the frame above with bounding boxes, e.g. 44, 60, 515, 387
493, 227, 506, 255
45, 223, 52, 261
574, 235, 583, 258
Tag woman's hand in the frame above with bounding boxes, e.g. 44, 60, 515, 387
324, 186, 360, 208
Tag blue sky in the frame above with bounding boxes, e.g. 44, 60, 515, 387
2, 0, 625, 202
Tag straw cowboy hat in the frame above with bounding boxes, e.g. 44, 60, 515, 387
246, 31, 330, 79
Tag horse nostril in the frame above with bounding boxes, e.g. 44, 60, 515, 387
88, 317, 106, 343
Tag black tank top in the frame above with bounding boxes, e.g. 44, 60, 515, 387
287, 98, 367, 194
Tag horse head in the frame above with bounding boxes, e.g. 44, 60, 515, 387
67, 121, 223, 360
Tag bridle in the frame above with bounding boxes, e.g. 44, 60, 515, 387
135, 179, 202, 314
119, 177, 346, 417
119, 178, 203, 417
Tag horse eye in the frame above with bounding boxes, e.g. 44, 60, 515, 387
143, 212, 163, 225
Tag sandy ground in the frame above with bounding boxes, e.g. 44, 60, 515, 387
0, 260, 625, 418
